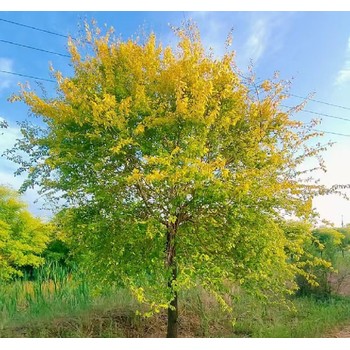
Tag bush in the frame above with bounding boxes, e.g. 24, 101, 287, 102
296, 227, 344, 298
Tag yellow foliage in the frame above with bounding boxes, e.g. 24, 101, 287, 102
8, 20, 337, 316
0, 185, 52, 280
261, 80, 272, 92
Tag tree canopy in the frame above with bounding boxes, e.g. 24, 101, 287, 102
0, 185, 51, 280
7, 22, 338, 336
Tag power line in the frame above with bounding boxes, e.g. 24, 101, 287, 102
289, 93, 350, 111
281, 105, 350, 122
0, 18, 69, 39
282, 105, 350, 136
249, 80, 350, 111
2, 66, 350, 138
0, 70, 55, 83
0, 39, 70, 58
2, 18, 346, 117
312, 129, 350, 137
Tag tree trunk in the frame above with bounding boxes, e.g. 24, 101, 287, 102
167, 265, 178, 338
166, 224, 178, 338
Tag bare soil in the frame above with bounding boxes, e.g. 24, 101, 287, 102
325, 324, 350, 338
324, 272, 350, 338
0, 309, 214, 338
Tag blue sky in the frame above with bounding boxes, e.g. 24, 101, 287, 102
1, 11, 350, 225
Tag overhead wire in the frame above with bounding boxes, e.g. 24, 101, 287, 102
0, 18, 69, 39
0, 39, 70, 58
312, 130, 350, 137
1, 17, 350, 138
1, 72, 349, 137
289, 93, 350, 111
281, 105, 350, 122
2, 17, 350, 111
0, 70, 55, 83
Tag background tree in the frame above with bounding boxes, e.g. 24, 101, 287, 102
281, 221, 339, 297
41, 215, 72, 269
0, 185, 51, 280
336, 226, 350, 257
7, 22, 338, 337
312, 227, 344, 261
310, 227, 345, 296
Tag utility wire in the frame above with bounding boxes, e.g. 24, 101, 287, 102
0, 39, 70, 58
281, 105, 350, 122
0, 70, 55, 83
3, 18, 348, 119
245, 76, 350, 110
289, 93, 350, 111
0, 18, 69, 39
312, 129, 350, 137
2, 67, 350, 138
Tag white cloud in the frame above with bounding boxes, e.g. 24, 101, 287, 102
0, 168, 25, 189
164, 12, 228, 58
163, 12, 292, 70
0, 123, 21, 150
0, 165, 51, 219
0, 57, 14, 90
243, 19, 268, 65
237, 13, 294, 69
0, 123, 54, 219
335, 37, 350, 86
311, 141, 350, 226
0, 124, 25, 189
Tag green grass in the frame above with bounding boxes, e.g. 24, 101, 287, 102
2, 260, 350, 337
1, 265, 84, 322
232, 295, 350, 337
0, 262, 142, 337
180, 287, 350, 338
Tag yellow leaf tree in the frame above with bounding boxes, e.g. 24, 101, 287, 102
0, 185, 51, 280
8, 22, 338, 337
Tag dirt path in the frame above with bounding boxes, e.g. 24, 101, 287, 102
325, 324, 350, 338
323, 272, 350, 337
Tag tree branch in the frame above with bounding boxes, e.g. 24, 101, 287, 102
135, 182, 167, 226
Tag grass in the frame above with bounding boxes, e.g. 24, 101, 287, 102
1, 259, 350, 337
181, 287, 350, 338
0, 263, 90, 329
234, 295, 350, 337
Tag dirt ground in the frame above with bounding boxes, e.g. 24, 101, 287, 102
324, 272, 350, 338
325, 324, 350, 338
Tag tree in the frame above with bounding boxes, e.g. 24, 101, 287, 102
281, 221, 337, 297
312, 227, 344, 261
42, 212, 73, 268
335, 226, 350, 257
0, 185, 51, 280
7, 22, 338, 337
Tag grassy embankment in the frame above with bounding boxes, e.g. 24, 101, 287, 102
1, 256, 350, 337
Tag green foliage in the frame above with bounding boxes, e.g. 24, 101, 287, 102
313, 227, 344, 262
336, 226, 350, 256
41, 211, 77, 269
7, 21, 339, 321
304, 227, 350, 298
0, 264, 92, 330
2, 277, 350, 338
288, 225, 349, 298
280, 221, 332, 298
0, 185, 51, 280
239, 295, 350, 338
42, 239, 71, 266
